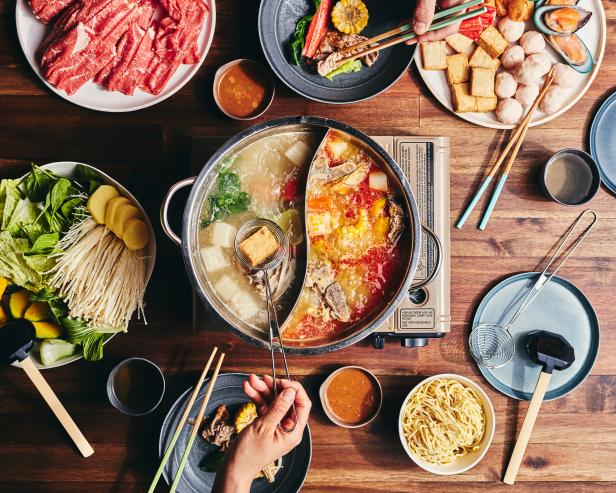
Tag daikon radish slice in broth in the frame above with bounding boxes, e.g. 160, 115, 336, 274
200, 245, 230, 273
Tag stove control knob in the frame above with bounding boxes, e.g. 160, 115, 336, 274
401, 337, 428, 348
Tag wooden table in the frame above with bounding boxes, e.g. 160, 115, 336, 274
1, 1, 615, 491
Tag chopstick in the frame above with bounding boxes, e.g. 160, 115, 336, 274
147, 347, 218, 493
455, 68, 556, 230
339, 0, 484, 56
170, 351, 225, 493
478, 69, 556, 229
337, 7, 486, 66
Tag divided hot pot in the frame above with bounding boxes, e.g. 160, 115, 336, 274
161, 117, 441, 354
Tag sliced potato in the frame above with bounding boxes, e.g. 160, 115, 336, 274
9, 290, 31, 319
87, 185, 119, 224
113, 203, 140, 239
33, 321, 63, 339
24, 301, 51, 322
105, 196, 130, 230
122, 219, 150, 251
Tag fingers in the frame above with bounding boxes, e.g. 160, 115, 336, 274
260, 387, 297, 431
416, 21, 461, 42
281, 380, 312, 429
247, 375, 312, 432
242, 380, 269, 414
413, 0, 436, 35
439, 0, 464, 8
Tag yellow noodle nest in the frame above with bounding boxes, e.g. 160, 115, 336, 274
401, 378, 486, 465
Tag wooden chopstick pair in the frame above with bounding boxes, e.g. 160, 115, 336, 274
455, 67, 557, 231
338, 0, 486, 66
147, 347, 225, 493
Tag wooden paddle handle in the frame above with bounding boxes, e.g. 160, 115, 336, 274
20, 356, 94, 458
503, 371, 552, 485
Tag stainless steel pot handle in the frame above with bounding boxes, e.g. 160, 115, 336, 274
160, 177, 196, 246
409, 224, 443, 290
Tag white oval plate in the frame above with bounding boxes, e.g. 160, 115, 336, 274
12, 162, 157, 369
15, 0, 216, 112
414, 0, 606, 129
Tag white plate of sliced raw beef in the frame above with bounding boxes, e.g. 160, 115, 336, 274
16, 0, 216, 112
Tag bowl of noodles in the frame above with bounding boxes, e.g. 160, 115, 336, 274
398, 374, 495, 475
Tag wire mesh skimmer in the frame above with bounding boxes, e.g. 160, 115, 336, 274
469, 210, 597, 368
234, 218, 296, 431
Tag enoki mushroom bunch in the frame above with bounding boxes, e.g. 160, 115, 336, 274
49, 217, 147, 328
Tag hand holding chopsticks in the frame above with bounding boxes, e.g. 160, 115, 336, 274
338, 0, 486, 66
147, 347, 225, 493
147, 347, 219, 493
456, 67, 557, 230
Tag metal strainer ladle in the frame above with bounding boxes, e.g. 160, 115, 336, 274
234, 219, 296, 431
469, 210, 597, 369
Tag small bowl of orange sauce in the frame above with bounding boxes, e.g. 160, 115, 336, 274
213, 59, 275, 120
320, 366, 383, 428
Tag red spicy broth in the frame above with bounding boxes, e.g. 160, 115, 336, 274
282, 131, 406, 343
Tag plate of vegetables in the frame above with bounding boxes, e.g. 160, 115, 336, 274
0, 162, 156, 369
258, 0, 416, 103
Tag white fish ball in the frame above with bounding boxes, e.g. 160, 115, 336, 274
498, 17, 526, 43
514, 60, 544, 85
519, 31, 546, 55
496, 98, 524, 124
527, 53, 552, 75
501, 45, 525, 69
553, 63, 578, 89
540, 86, 566, 114
495, 72, 518, 99
515, 84, 540, 107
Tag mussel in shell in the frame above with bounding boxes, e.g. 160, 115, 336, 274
545, 7, 591, 34
547, 34, 593, 73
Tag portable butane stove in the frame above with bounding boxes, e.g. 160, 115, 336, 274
190, 135, 451, 349
369, 136, 451, 349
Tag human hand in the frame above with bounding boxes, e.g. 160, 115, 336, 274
212, 375, 312, 493
410, 0, 465, 43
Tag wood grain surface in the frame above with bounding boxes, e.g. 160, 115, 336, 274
1, 0, 615, 492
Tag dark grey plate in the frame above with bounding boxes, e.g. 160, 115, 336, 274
589, 90, 616, 195
159, 373, 312, 493
473, 273, 600, 401
259, 0, 416, 104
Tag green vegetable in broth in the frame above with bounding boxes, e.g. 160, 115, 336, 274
201, 170, 251, 228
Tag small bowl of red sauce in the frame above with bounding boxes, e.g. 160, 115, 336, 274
320, 366, 383, 428
213, 59, 275, 120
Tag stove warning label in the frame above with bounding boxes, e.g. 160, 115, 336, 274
397, 142, 434, 281
398, 308, 435, 330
